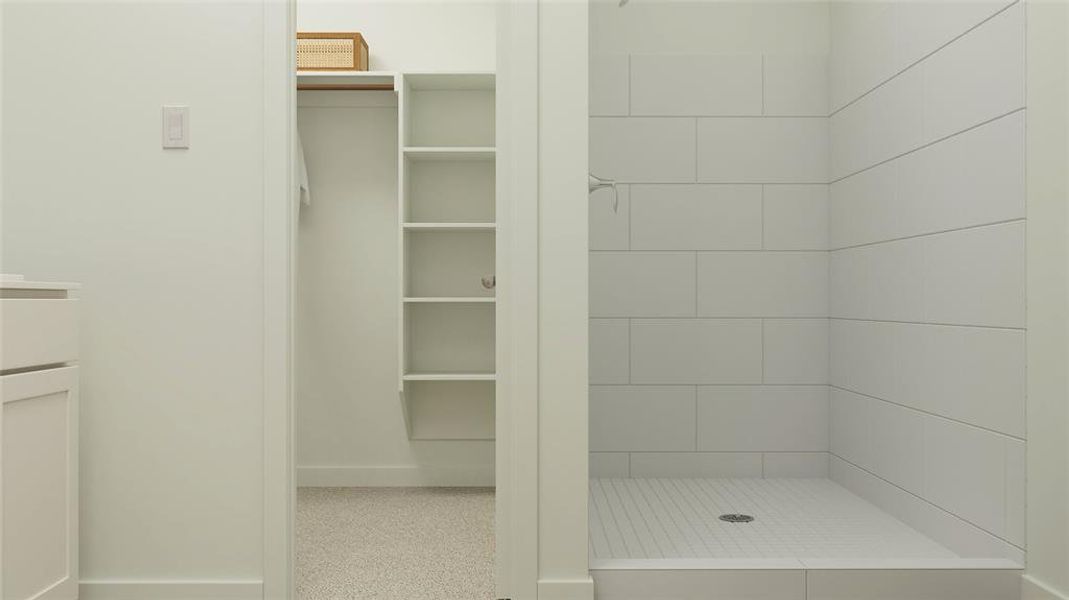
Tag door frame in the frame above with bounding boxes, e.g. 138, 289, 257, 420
495, 2, 540, 597
261, 2, 594, 598
1023, 1, 1069, 597
496, 2, 593, 598
262, 0, 295, 598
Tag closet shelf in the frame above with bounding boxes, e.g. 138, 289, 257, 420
403, 372, 497, 382
296, 71, 397, 91
404, 72, 495, 91
403, 297, 495, 303
403, 222, 496, 232
403, 147, 496, 161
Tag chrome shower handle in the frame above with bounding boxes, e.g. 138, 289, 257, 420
588, 173, 620, 213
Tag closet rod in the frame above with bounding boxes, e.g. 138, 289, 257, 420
297, 83, 395, 91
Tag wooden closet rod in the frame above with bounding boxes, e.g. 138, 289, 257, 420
296, 83, 395, 91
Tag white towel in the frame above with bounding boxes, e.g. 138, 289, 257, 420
297, 132, 312, 207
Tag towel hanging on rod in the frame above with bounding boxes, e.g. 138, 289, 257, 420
298, 132, 312, 208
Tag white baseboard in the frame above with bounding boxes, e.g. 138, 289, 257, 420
537, 577, 595, 600
1023, 575, 1069, 600
297, 465, 493, 487
79, 580, 263, 600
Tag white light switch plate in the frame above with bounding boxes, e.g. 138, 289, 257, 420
162, 105, 190, 149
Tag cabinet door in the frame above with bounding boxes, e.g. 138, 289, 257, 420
1, 367, 79, 600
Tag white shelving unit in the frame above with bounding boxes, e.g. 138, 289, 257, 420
398, 72, 496, 442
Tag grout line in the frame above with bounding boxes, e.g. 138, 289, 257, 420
829, 218, 1026, 252
828, 1, 1020, 118
829, 107, 1025, 184
829, 316, 1025, 332
829, 385, 1026, 442
627, 53, 632, 116
830, 453, 1025, 551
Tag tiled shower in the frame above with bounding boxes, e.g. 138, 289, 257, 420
587, 0, 1027, 587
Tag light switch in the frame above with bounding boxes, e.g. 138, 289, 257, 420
162, 105, 190, 149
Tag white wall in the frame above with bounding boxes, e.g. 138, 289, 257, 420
298, 0, 495, 72
1, 0, 267, 594
827, 1, 1027, 564
588, 0, 832, 479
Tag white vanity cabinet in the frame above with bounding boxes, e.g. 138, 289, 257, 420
0, 276, 79, 600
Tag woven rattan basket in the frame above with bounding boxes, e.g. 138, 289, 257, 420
297, 32, 369, 71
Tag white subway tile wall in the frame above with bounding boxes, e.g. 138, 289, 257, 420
764, 185, 830, 250
698, 118, 829, 183
629, 185, 762, 251
590, 319, 630, 385
590, 117, 697, 183
590, 386, 696, 452
763, 54, 830, 117
589, 47, 832, 479
763, 319, 830, 384
763, 452, 830, 478
629, 452, 763, 479
630, 319, 764, 385
590, 252, 697, 317
630, 54, 763, 116
828, 1, 1026, 560
696, 252, 828, 317
590, 184, 630, 251
588, 2, 1027, 564
697, 386, 829, 452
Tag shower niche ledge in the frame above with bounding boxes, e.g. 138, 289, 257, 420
397, 72, 497, 442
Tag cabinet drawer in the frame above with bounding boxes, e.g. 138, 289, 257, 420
0, 299, 78, 371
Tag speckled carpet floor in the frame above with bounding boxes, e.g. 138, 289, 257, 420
296, 487, 495, 600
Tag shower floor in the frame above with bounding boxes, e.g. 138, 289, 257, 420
589, 477, 957, 564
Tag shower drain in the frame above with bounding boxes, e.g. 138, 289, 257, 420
718, 513, 754, 523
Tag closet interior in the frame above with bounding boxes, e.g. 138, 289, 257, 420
295, 68, 497, 599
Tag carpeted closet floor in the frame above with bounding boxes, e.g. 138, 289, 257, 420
296, 487, 494, 600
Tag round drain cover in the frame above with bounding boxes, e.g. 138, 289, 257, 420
719, 513, 754, 523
